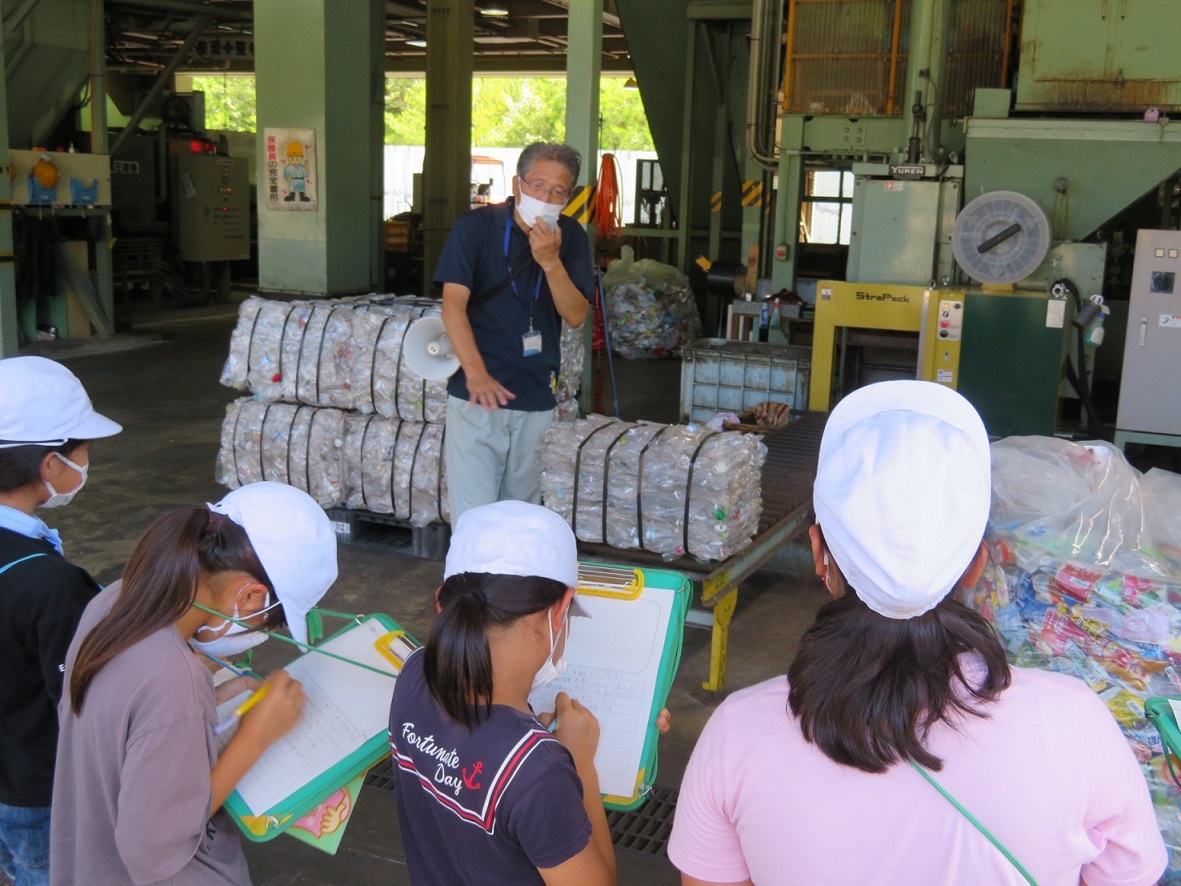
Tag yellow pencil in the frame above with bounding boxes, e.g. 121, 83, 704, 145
213, 683, 272, 735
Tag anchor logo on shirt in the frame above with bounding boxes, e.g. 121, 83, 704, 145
462, 760, 484, 790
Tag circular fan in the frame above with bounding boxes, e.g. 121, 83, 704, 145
951, 190, 1052, 286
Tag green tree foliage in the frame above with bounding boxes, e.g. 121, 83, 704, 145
194, 73, 654, 151
190, 75, 257, 132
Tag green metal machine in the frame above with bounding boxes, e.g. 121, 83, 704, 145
616, 0, 1180, 436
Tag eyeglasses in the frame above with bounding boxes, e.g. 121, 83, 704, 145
521, 179, 571, 203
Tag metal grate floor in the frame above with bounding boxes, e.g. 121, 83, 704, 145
365, 757, 678, 856
606, 785, 679, 856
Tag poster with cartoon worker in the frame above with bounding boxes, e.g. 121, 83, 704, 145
264, 127, 318, 211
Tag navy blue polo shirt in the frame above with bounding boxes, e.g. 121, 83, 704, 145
433, 199, 593, 411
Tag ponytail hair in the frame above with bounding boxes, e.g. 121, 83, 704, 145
69, 507, 276, 713
787, 590, 1011, 774
424, 572, 567, 730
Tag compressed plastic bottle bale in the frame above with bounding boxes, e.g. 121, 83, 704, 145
221, 296, 584, 424
216, 398, 346, 507
540, 414, 765, 562
341, 413, 449, 526
345, 305, 449, 422
219, 297, 309, 400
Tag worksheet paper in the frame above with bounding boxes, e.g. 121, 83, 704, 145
529, 587, 674, 798
234, 619, 398, 814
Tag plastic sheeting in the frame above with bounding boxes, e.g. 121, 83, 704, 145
217, 398, 448, 526
957, 437, 1181, 878
540, 415, 765, 561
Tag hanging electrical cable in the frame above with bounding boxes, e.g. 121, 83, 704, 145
594, 153, 622, 240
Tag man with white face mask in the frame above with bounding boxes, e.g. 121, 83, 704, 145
435, 142, 594, 522
0, 356, 121, 886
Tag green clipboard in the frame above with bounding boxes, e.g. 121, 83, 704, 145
572, 563, 692, 812
1146, 696, 1181, 792
224, 613, 414, 842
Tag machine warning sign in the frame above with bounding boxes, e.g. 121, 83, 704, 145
1161, 314, 1181, 328
937, 370, 954, 384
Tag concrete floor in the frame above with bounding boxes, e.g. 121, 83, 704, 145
34, 298, 826, 885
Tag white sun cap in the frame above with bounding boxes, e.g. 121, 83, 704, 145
813, 381, 991, 620
208, 482, 339, 645
445, 500, 589, 617
0, 356, 122, 448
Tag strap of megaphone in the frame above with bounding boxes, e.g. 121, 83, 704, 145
191, 602, 398, 680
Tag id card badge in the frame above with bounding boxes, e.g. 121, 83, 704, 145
522, 330, 543, 356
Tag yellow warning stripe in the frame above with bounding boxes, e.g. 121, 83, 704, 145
561, 185, 596, 223
710, 191, 723, 212
741, 180, 763, 207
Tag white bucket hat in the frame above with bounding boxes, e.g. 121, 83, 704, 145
813, 380, 991, 620
0, 356, 122, 448
445, 500, 589, 617
208, 482, 339, 645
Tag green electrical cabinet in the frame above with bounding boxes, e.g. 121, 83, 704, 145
956, 291, 1069, 437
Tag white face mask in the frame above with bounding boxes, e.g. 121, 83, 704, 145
189, 586, 279, 659
531, 606, 568, 692
40, 453, 88, 509
516, 191, 562, 230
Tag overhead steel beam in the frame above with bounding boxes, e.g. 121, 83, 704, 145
107, 0, 251, 23
110, 13, 213, 155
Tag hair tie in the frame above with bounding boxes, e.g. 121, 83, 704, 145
466, 586, 488, 608
205, 509, 226, 534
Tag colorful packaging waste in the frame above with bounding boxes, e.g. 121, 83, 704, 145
956, 437, 1181, 880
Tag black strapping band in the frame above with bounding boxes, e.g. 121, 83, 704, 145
682, 432, 720, 558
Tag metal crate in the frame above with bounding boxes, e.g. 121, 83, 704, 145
679, 338, 811, 424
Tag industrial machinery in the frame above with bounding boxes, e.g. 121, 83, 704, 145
809, 189, 1081, 436
1115, 230, 1181, 450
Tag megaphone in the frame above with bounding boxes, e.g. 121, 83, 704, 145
403, 316, 460, 380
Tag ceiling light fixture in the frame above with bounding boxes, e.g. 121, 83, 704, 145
623, 77, 639, 90
481, 2, 510, 15
406, 38, 427, 48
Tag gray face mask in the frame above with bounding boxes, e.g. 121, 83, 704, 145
40, 453, 88, 509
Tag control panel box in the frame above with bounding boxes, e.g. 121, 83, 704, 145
1117, 230, 1181, 436
919, 292, 965, 389
173, 154, 250, 262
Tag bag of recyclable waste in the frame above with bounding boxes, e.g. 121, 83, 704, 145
602, 247, 703, 359
540, 414, 765, 561
216, 398, 346, 508
957, 437, 1181, 881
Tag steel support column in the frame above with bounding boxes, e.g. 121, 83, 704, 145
565, 0, 601, 414
88, 0, 114, 337
0, 25, 15, 355
255, 0, 383, 296
422, 0, 474, 295
675, 23, 698, 272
